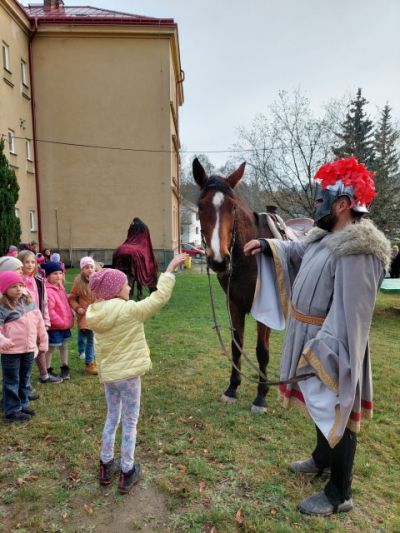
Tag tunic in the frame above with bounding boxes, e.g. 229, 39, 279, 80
251, 219, 390, 447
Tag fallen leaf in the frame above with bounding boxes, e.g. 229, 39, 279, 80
258, 435, 267, 441
198, 481, 206, 491
157, 457, 162, 462
235, 507, 244, 525
25, 475, 39, 481
62, 512, 68, 519
81, 439, 86, 444
372, 516, 384, 523
177, 464, 187, 472
270, 508, 278, 515
44, 435, 52, 441
41, 421, 51, 425
15, 524, 21, 530
84, 504, 93, 515
248, 425, 253, 431
167, 412, 174, 416
17, 478, 26, 486
85, 427, 92, 433
188, 437, 195, 443
179, 418, 187, 423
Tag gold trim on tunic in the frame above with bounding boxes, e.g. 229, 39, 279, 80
268, 240, 288, 321
290, 303, 325, 326
302, 346, 339, 393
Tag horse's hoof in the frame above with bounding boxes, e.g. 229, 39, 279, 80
251, 404, 267, 414
221, 395, 237, 405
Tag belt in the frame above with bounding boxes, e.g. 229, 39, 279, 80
290, 302, 325, 326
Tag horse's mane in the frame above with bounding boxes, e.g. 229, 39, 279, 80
199, 175, 236, 199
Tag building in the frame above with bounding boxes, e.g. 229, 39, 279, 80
0, 0, 184, 267
180, 198, 201, 246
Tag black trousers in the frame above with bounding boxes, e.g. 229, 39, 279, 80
312, 425, 357, 505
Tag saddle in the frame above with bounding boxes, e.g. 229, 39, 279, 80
260, 205, 314, 242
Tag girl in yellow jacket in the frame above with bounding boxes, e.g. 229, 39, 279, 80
86, 253, 188, 494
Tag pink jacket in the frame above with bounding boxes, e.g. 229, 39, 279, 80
0, 297, 48, 354
45, 281, 74, 331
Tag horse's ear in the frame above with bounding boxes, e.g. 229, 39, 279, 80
226, 162, 246, 189
192, 158, 208, 189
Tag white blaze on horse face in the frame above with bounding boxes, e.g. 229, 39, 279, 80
211, 192, 224, 262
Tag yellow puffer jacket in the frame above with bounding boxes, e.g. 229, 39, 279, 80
86, 273, 175, 383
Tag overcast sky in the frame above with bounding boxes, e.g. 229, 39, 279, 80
62, 0, 400, 166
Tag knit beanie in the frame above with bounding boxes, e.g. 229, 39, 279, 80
0, 256, 23, 272
9, 245, 18, 253
0, 271, 25, 294
89, 268, 127, 300
80, 257, 95, 270
42, 261, 63, 277
51, 253, 61, 262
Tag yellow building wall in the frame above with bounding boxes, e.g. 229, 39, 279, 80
32, 28, 181, 264
0, 1, 36, 244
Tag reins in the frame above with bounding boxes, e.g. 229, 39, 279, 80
203, 203, 315, 387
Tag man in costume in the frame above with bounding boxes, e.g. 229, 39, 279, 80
244, 156, 391, 516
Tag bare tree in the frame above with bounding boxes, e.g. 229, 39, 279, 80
233, 89, 346, 217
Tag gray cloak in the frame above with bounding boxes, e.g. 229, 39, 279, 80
252, 219, 391, 447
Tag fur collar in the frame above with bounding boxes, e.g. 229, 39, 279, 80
306, 219, 391, 271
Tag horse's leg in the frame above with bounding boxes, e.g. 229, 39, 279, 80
221, 303, 244, 405
127, 273, 134, 300
137, 282, 143, 301
251, 322, 271, 414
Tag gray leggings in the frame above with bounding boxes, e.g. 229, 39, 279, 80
101, 376, 141, 473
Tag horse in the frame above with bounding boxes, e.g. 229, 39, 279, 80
112, 217, 158, 300
193, 158, 277, 413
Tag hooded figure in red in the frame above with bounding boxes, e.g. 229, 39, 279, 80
112, 218, 158, 299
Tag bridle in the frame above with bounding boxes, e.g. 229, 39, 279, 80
201, 200, 314, 387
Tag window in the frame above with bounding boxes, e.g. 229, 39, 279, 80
29, 210, 35, 231
8, 129, 15, 154
21, 60, 28, 86
2, 43, 10, 71
26, 140, 31, 160
196, 227, 199, 234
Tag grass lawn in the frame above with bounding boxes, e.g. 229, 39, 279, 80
0, 268, 399, 532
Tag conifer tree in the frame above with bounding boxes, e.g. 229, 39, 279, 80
369, 105, 400, 231
333, 88, 375, 169
0, 138, 22, 255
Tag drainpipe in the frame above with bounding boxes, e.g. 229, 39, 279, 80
176, 69, 185, 253
28, 18, 43, 250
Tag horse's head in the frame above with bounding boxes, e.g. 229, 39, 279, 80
192, 158, 246, 273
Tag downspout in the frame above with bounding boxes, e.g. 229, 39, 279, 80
176, 69, 185, 253
28, 18, 43, 249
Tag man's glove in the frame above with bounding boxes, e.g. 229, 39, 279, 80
258, 239, 273, 256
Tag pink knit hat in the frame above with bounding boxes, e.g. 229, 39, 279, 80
88, 268, 127, 300
0, 271, 25, 294
80, 257, 95, 270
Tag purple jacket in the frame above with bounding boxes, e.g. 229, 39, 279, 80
45, 281, 74, 331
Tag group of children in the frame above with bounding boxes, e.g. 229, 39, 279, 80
0, 246, 188, 493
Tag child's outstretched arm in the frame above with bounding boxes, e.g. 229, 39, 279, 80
133, 253, 189, 322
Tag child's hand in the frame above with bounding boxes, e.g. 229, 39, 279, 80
1, 341, 15, 350
166, 253, 190, 273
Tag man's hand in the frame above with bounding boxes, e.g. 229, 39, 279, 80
244, 240, 262, 256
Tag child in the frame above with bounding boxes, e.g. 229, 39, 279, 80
43, 262, 74, 380
7, 245, 18, 257
17, 250, 62, 384
0, 272, 48, 422
51, 253, 66, 283
68, 257, 100, 375
86, 253, 188, 493
0, 256, 23, 275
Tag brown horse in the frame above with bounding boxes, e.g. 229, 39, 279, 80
193, 158, 276, 413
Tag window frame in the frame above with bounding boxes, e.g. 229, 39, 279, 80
21, 60, 28, 87
8, 129, 15, 154
29, 210, 35, 232
26, 139, 31, 161
2, 42, 10, 72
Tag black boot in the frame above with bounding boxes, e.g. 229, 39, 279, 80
117, 464, 142, 494
99, 458, 121, 485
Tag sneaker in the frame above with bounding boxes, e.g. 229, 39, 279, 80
117, 464, 141, 494
84, 361, 98, 376
288, 457, 331, 475
28, 392, 40, 401
99, 458, 121, 485
4, 411, 31, 423
298, 490, 354, 516
21, 407, 35, 416
38, 374, 63, 384
47, 367, 61, 379
78, 352, 85, 360
60, 364, 70, 380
